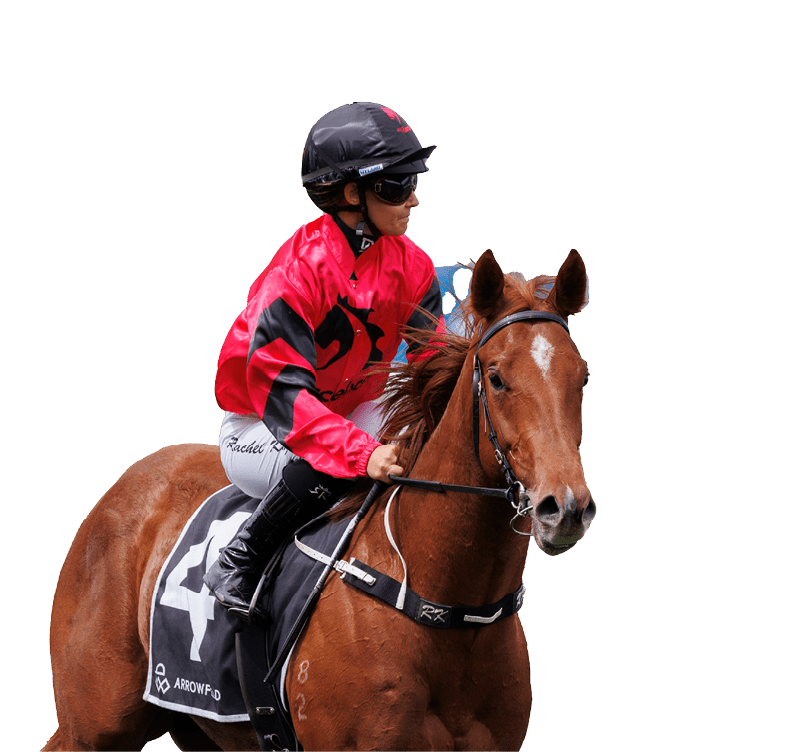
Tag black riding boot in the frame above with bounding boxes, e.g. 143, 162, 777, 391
204, 459, 354, 623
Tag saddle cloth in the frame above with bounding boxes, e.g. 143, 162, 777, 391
143, 484, 349, 722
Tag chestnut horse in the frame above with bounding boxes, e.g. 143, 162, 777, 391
45, 249, 595, 751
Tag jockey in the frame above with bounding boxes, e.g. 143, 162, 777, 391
204, 102, 444, 621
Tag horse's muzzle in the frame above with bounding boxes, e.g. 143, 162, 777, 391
533, 486, 596, 555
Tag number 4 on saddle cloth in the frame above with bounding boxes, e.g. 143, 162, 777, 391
143, 482, 360, 745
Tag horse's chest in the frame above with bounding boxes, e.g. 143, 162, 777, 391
290, 577, 530, 750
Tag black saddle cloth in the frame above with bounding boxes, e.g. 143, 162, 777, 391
143, 484, 349, 721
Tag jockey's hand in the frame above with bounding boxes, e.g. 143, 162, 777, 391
367, 444, 404, 484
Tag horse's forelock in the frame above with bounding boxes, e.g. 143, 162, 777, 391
499, 272, 558, 315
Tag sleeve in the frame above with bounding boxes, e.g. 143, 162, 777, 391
245, 278, 380, 479
404, 264, 446, 363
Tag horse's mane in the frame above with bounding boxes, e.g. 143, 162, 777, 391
327, 270, 556, 521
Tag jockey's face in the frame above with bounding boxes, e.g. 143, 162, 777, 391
342, 181, 419, 237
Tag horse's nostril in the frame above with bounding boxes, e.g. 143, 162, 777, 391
535, 495, 560, 525
583, 498, 597, 525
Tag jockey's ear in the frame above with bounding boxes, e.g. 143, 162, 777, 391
343, 182, 360, 206
548, 249, 589, 317
470, 250, 505, 320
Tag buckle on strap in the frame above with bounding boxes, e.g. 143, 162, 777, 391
294, 537, 377, 585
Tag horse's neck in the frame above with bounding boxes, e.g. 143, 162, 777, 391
392, 366, 530, 607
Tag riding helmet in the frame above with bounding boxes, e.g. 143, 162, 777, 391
301, 102, 436, 187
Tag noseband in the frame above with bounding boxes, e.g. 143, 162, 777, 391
391, 309, 570, 535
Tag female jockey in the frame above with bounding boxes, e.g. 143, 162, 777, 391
204, 102, 444, 621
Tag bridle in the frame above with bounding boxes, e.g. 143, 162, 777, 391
390, 309, 571, 535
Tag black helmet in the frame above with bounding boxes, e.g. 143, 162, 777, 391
301, 103, 435, 239
301, 102, 435, 186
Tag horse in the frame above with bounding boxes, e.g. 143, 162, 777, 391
44, 248, 595, 751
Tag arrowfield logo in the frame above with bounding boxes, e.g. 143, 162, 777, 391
155, 662, 223, 702
173, 677, 221, 701
154, 663, 171, 694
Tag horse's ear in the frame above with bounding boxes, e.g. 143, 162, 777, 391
547, 249, 589, 317
471, 250, 505, 319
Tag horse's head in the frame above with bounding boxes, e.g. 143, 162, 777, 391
469, 249, 595, 555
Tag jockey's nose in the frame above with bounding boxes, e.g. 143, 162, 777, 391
534, 487, 596, 538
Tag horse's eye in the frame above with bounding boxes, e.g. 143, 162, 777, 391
583, 371, 590, 387
488, 371, 505, 391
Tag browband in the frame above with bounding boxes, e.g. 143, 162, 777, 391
476, 310, 569, 351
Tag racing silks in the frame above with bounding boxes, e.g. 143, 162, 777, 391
215, 213, 444, 479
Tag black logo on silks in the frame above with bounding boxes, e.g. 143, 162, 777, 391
314, 294, 385, 382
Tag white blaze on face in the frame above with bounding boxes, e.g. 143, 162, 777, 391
530, 334, 555, 378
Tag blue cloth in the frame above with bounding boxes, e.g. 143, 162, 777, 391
395, 263, 472, 363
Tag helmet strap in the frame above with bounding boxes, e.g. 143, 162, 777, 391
356, 182, 382, 239
317, 167, 381, 239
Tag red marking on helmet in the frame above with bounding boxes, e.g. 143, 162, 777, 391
381, 107, 404, 124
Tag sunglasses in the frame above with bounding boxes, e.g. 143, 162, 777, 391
370, 173, 418, 204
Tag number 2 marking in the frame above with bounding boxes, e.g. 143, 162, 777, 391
296, 661, 310, 720
296, 693, 308, 721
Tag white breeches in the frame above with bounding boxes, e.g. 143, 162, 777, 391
218, 400, 385, 499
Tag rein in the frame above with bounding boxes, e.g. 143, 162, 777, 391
391, 309, 570, 535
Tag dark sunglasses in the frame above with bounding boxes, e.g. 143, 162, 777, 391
370, 173, 418, 204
